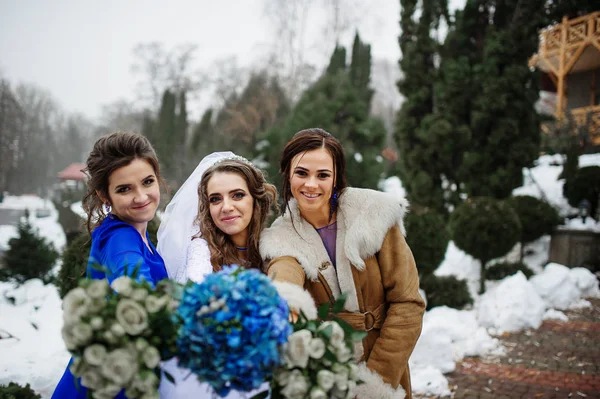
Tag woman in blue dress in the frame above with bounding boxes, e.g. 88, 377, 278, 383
52, 131, 168, 399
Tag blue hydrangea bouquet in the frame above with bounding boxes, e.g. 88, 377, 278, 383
176, 265, 292, 397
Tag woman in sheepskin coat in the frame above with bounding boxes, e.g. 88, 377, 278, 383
260, 128, 425, 399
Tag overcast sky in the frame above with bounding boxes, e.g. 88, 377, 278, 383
0, 0, 464, 121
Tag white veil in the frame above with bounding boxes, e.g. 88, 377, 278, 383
157, 151, 236, 283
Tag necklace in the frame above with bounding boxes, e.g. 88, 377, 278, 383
236, 246, 248, 251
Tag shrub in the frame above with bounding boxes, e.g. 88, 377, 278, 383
507, 195, 561, 253
449, 197, 521, 293
0, 382, 41, 399
420, 274, 473, 310
405, 210, 450, 276
487, 261, 534, 280
57, 232, 91, 298
563, 166, 600, 218
0, 221, 59, 284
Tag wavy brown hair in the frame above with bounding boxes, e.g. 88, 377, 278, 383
280, 128, 348, 218
82, 131, 164, 234
196, 160, 278, 271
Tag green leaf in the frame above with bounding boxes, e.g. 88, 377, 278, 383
249, 391, 270, 399
317, 302, 330, 320
163, 370, 175, 385
331, 294, 347, 314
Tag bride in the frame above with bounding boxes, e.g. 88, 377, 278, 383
156, 152, 278, 398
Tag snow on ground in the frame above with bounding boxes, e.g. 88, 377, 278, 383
0, 195, 66, 253
69, 201, 86, 220
0, 280, 70, 397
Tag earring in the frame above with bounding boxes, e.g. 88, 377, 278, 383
103, 202, 112, 214
329, 187, 338, 220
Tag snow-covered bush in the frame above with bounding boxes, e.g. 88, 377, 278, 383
57, 232, 90, 298
0, 220, 58, 284
0, 382, 41, 399
506, 195, 561, 253
420, 274, 472, 310
449, 197, 521, 293
563, 165, 600, 217
486, 261, 533, 281
405, 210, 449, 276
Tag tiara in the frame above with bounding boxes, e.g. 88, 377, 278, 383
212, 155, 253, 167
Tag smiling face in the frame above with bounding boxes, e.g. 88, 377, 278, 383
206, 171, 254, 248
106, 158, 160, 234
289, 148, 335, 226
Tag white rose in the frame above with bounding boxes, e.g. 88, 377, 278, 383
111, 323, 125, 337
286, 329, 312, 368
103, 330, 117, 344
144, 295, 163, 313
135, 338, 149, 351
316, 370, 335, 391
86, 280, 109, 299
332, 364, 349, 391
280, 370, 308, 399
72, 323, 93, 346
309, 337, 326, 359
319, 321, 345, 348
309, 387, 327, 399
348, 363, 358, 380
63, 288, 91, 322
69, 356, 86, 376
61, 323, 78, 350
142, 346, 161, 369
87, 299, 105, 313
140, 392, 160, 399
345, 380, 357, 399
100, 348, 137, 386
83, 344, 107, 366
335, 343, 352, 363
331, 384, 347, 399
81, 369, 104, 390
116, 298, 148, 335
90, 317, 103, 330
134, 371, 159, 393
111, 276, 133, 296
131, 288, 148, 301
275, 370, 290, 385
94, 384, 121, 398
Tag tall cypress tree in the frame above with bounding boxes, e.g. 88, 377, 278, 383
394, 0, 449, 212
156, 89, 177, 178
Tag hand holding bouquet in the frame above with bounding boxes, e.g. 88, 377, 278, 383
61, 275, 179, 399
270, 297, 366, 399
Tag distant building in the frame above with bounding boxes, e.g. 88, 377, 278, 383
57, 163, 86, 190
529, 11, 600, 144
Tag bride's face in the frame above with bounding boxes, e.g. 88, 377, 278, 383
206, 171, 254, 247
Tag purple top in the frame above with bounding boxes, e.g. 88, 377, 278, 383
316, 221, 338, 268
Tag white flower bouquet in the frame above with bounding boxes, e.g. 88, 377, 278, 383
61, 275, 180, 399
268, 297, 365, 399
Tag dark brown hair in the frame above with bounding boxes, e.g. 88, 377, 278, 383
82, 131, 164, 234
196, 160, 278, 271
280, 128, 347, 216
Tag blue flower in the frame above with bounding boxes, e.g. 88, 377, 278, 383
176, 265, 292, 396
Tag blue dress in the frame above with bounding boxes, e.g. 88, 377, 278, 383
52, 215, 168, 399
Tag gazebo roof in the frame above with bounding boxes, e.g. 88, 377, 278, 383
58, 163, 86, 181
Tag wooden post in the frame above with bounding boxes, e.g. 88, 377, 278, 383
556, 16, 568, 116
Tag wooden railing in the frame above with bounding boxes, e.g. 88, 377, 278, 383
537, 12, 600, 59
542, 105, 600, 145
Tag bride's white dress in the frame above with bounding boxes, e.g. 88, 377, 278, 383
158, 236, 270, 398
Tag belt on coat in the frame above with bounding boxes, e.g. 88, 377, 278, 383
336, 303, 388, 332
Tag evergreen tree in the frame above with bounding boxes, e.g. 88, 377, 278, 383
454, 0, 545, 198
1, 219, 59, 284
260, 38, 386, 189
156, 89, 177, 177
350, 31, 374, 106
394, 0, 450, 212
190, 108, 215, 156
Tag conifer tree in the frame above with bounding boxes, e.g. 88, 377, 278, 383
1, 219, 59, 284
156, 89, 177, 177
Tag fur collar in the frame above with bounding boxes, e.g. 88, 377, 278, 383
260, 187, 408, 283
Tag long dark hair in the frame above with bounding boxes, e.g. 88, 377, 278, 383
82, 131, 164, 234
279, 128, 347, 217
196, 160, 278, 271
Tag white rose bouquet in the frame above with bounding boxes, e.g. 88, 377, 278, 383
267, 296, 365, 399
61, 274, 180, 399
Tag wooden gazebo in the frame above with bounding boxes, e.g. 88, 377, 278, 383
529, 11, 600, 143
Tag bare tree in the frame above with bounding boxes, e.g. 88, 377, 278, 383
0, 78, 24, 194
